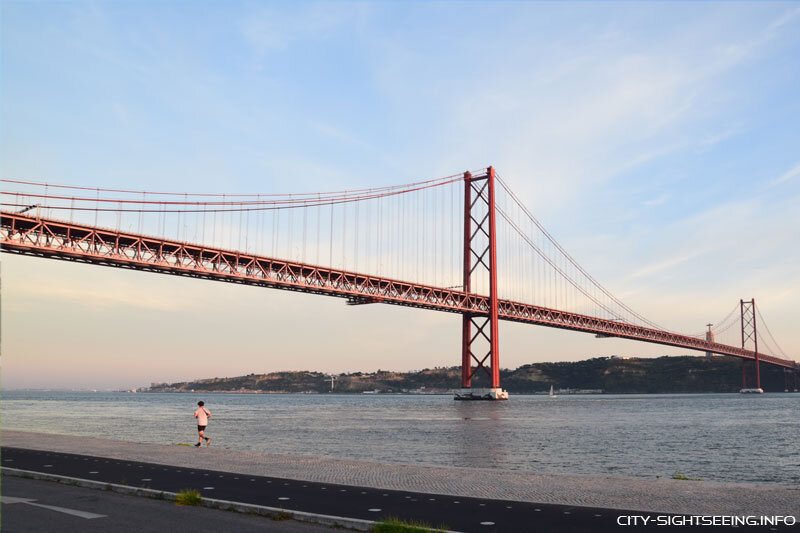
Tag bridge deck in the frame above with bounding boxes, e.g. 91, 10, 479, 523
1, 211, 796, 370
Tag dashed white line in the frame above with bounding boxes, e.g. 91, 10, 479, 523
368, 508, 381, 512
480, 522, 495, 526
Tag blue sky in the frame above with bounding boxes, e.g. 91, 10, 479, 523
2, 1, 799, 388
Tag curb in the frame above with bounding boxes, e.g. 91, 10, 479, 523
3, 467, 378, 531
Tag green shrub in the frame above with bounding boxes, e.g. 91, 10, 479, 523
175, 489, 202, 506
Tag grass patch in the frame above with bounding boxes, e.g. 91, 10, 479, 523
372, 517, 447, 533
271, 511, 293, 521
175, 443, 192, 447
175, 489, 202, 506
671, 472, 701, 481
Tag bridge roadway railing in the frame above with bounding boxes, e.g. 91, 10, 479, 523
2, 211, 796, 371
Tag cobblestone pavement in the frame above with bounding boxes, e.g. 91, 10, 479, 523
3, 431, 798, 519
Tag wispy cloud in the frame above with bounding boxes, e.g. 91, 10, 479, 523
7, 281, 185, 312
771, 162, 800, 186
642, 193, 670, 207
241, 4, 348, 55
629, 249, 707, 279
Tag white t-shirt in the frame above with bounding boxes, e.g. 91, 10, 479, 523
194, 407, 210, 425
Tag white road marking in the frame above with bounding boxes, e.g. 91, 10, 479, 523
368, 508, 381, 512
2, 496, 105, 519
480, 522, 495, 526
141, 478, 151, 481
203, 487, 214, 490
27, 502, 106, 519
89, 471, 99, 474
278, 497, 290, 501
1, 497, 36, 504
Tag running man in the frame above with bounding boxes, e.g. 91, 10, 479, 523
194, 401, 212, 447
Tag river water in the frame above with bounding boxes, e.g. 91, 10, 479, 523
2, 391, 798, 486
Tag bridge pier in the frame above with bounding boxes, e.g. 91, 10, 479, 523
454, 388, 508, 401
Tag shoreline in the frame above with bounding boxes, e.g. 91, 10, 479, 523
2, 430, 798, 519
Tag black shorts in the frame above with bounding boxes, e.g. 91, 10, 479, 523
197, 425, 206, 432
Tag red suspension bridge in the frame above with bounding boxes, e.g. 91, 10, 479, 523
2, 167, 797, 398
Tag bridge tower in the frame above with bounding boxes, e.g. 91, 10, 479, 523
705, 324, 715, 357
455, 167, 508, 401
740, 298, 763, 393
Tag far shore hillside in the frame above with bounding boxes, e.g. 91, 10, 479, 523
145, 355, 792, 395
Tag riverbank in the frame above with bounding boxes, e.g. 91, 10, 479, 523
2, 430, 798, 519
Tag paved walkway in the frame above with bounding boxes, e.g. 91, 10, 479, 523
2, 431, 798, 519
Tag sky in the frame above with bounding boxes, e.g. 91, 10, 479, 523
2, 1, 799, 389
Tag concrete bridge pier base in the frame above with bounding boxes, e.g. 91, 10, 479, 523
454, 388, 508, 401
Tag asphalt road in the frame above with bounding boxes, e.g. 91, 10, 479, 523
1, 474, 333, 533
2, 447, 797, 532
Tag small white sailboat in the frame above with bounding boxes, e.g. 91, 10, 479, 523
549, 384, 557, 398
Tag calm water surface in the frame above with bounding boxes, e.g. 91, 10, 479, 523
2, 391, 798, 486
